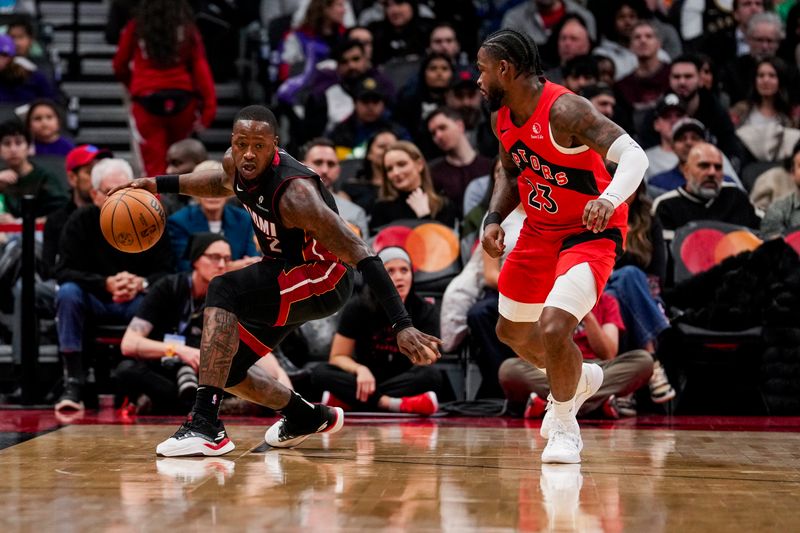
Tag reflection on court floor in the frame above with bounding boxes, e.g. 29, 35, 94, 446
1, 418, 799, 531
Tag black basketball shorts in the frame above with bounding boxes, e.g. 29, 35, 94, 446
205, 258, 354, 387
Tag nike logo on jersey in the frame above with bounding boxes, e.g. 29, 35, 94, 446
235, 182, 245, 192
499, 127, 510, 135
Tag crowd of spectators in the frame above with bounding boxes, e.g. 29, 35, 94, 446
1, 0, 800, 419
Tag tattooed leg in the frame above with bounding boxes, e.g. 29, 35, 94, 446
225, 360, 291, 409
198, 306, 239, 388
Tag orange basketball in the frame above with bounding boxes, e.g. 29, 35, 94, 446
100, 188, 166, 253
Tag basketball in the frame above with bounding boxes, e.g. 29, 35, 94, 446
100, 188, 166, 253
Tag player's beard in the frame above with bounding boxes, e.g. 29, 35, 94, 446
485, 84, 505, 112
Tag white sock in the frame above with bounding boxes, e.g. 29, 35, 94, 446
387, 398, 402, 412
551, 397, 575, 418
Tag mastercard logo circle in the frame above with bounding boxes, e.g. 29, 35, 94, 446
373, 223, 459, 272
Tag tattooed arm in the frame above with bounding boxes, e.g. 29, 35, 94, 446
110, 148, 235, 198
280, 178, 374, 264
550, 94, 647, 232
482, 111, 522, 258
549, 93, 627, 156
120, 317, 201, 370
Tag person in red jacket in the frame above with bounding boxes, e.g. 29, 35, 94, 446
112, 0, 216, 176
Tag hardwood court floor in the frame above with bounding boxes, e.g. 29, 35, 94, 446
1, 415, 800, 532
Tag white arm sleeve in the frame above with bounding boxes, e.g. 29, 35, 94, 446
598, 134, 648, 209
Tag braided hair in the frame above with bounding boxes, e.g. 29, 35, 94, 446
480, 29, 545, 82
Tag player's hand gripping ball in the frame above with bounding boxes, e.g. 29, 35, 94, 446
100, 188, 166, 253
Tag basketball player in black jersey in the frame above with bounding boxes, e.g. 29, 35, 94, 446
114, 105, 441, 456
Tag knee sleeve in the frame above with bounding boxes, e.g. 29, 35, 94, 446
544, 263, 597, 321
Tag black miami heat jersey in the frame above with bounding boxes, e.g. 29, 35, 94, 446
233, 148, 340, 265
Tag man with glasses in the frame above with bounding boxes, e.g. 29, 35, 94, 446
116, 233, 291, 415
720, 12, 800, 110
167, 159, 260, 273
53, 158, 173, 412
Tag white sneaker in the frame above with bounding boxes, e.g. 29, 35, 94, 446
541, 363, 604, 439
649, 360, 676, 403
265, 405, 344, 448
156, 416, 235, 457
541, 417, 583, 464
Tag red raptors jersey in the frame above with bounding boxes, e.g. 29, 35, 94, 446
496, 81, 628, 234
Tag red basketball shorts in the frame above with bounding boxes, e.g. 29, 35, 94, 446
498, 223, 626, 317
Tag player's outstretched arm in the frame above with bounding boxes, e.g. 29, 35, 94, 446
482, 112, 522, 258
550, 94, 648, 232
108, 149, 236, 198
279, 178, 442, 365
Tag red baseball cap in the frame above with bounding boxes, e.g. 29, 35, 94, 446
65, 144, 112, 172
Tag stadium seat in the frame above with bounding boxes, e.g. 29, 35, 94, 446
665, 221, 768, 414
670, 221, 762, 284
784, 227, 800, 256
370, 219, 462, 296
740, 161, 782, 193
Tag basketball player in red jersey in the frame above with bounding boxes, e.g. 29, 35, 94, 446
112, 105, 440, 456
476, 30, 649, 463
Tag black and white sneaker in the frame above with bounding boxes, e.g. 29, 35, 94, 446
156, 415, 235, 457
54, 379, 84, 412
265, 405, 344, 448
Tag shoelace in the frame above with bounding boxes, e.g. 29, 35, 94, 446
172, 421, 194, 439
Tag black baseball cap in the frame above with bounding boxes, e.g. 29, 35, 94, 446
656, 93, 686, 117
354, 77, 386, 101
671, 117, 707, 141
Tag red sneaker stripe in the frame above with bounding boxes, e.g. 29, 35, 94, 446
204, 438, 230, 451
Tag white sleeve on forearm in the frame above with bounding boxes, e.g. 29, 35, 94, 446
598, 134, 648, 209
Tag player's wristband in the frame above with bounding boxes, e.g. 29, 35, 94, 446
155, 174, 180, 194
357, 256, 413, 332
483, 211, 502, 229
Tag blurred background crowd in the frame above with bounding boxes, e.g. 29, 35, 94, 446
0, 0, 799, 420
